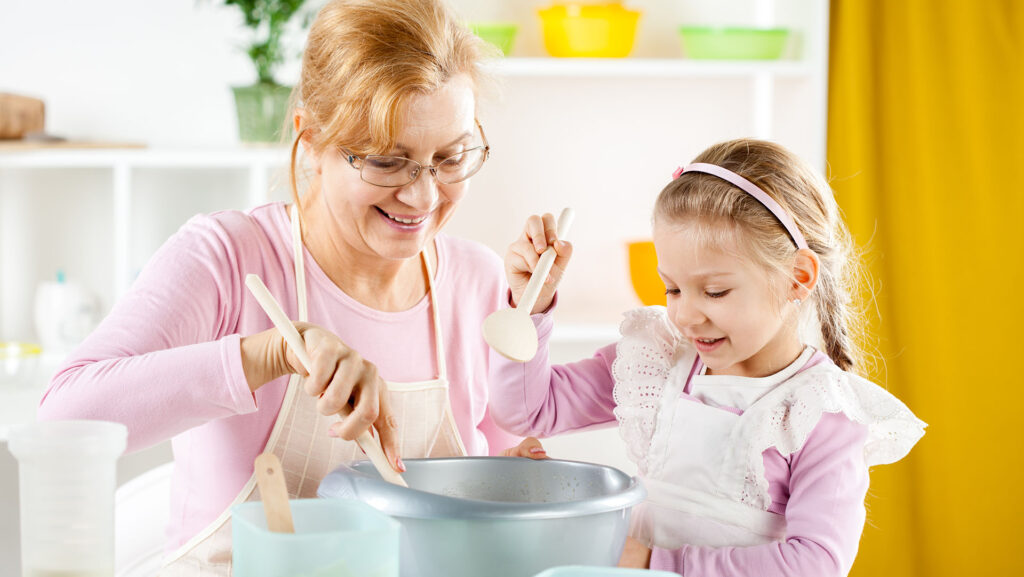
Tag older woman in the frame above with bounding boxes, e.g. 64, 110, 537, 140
37, 0, 537, 571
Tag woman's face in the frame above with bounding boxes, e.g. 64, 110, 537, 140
314, 73, 480, 262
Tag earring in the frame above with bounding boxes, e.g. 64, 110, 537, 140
792, 298, 802, 306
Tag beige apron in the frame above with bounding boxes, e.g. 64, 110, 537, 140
162, 205, 466, 575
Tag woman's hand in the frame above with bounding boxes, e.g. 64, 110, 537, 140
241, 322, 402, 472
505, 212, 573, 315
618, 536, 652, 569
500, 436, 549, 459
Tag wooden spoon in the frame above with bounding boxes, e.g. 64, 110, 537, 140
254, 452, 294, 533
483, 207, 575, 362
245, 274, 409, 487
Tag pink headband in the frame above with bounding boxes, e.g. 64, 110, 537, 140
673, 162, 808, 250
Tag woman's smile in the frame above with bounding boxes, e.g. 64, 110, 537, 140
375, 205, 432, 230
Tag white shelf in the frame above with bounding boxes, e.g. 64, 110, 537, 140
0, 146, 290, 169
0, 148, 293, 307
489, 57, 814, 78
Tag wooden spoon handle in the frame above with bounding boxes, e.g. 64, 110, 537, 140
254, 452, 294, 533
245, 275, 314, 369
245, 274, 408, 488
516, 208, 575, 314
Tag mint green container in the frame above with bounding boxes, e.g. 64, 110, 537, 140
232, 498, 399, 577
678, 27, 790, 60
534, 567, 679, 577
469, 22, 519, 56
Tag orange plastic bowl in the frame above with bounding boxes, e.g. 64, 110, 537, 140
538, 3, 641, 58
627, 241, 666, 306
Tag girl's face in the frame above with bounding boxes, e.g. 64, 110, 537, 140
313, 73, 480, 262
653, 220, 803, 378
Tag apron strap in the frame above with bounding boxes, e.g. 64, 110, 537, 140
422, 245, 446, 380
290, 204, 308, 322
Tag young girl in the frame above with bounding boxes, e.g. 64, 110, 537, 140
491, 138, 926, 575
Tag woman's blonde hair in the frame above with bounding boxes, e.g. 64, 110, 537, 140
288, 0, 490, 204
654, 138, 867, 373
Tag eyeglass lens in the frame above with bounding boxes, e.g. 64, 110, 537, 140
360, 147, 487, 187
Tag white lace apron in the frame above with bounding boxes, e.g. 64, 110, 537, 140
161, 205, 467, 575
612, 306, 926, 550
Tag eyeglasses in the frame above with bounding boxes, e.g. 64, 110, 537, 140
340, 120, 490, 188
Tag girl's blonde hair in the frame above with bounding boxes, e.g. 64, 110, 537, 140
288, 0, 490, 204
654, 138, 866, 373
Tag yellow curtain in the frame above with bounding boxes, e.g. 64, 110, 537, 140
828, 1, 1024, 575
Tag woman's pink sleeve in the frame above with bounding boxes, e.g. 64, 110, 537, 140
37, 215, 258, 453
649, 412, 871, 577
487, 311, 619, 437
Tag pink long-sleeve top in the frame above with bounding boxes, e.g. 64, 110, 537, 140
37, 202, 520, 549
488, 312, 872, 577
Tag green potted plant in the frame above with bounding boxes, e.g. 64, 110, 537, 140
224, 0, 309, 143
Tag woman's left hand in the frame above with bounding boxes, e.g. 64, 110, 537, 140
500, 436, 549, 459
618, 536, 652, 569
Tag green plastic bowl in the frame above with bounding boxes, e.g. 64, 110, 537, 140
469, 22, 518, 56
678, 26, 790, 60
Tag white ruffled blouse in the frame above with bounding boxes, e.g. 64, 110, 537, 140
611, 306, 927, 510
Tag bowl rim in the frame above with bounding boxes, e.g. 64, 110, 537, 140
678, 26, 789, 35
466, 22, 519, 32
538, 4, 643, 18
318, 456, 647, 520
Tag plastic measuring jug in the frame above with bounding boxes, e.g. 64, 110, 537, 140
7, 419, 127, 577
232, 498, 400, 577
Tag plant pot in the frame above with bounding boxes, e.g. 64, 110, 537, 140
231, 83, 293, 143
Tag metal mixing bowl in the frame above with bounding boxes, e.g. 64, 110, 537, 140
318, 457, 645, 577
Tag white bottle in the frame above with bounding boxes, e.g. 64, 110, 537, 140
34, 270, 100, 357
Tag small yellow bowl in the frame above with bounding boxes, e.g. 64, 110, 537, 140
538, 3, 642, 58
627, 241, 666, 306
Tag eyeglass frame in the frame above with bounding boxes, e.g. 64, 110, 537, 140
339, 119, 490, 188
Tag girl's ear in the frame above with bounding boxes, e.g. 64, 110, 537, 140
790, 248, 820, 301
294, 108, 323, 175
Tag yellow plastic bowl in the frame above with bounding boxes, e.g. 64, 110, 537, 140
0, 342, 42, 388
538, 3, 641, 58
627, 241, 666, 306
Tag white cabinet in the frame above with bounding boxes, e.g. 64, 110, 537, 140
0, 148, 293, 342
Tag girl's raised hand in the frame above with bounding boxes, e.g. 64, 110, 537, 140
505, 212, 573, 315
500, 436, 549, 459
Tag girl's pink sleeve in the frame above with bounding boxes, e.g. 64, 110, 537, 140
649, 412, 870, 577
37, 214, 258, 453
487, 310, 619, 437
